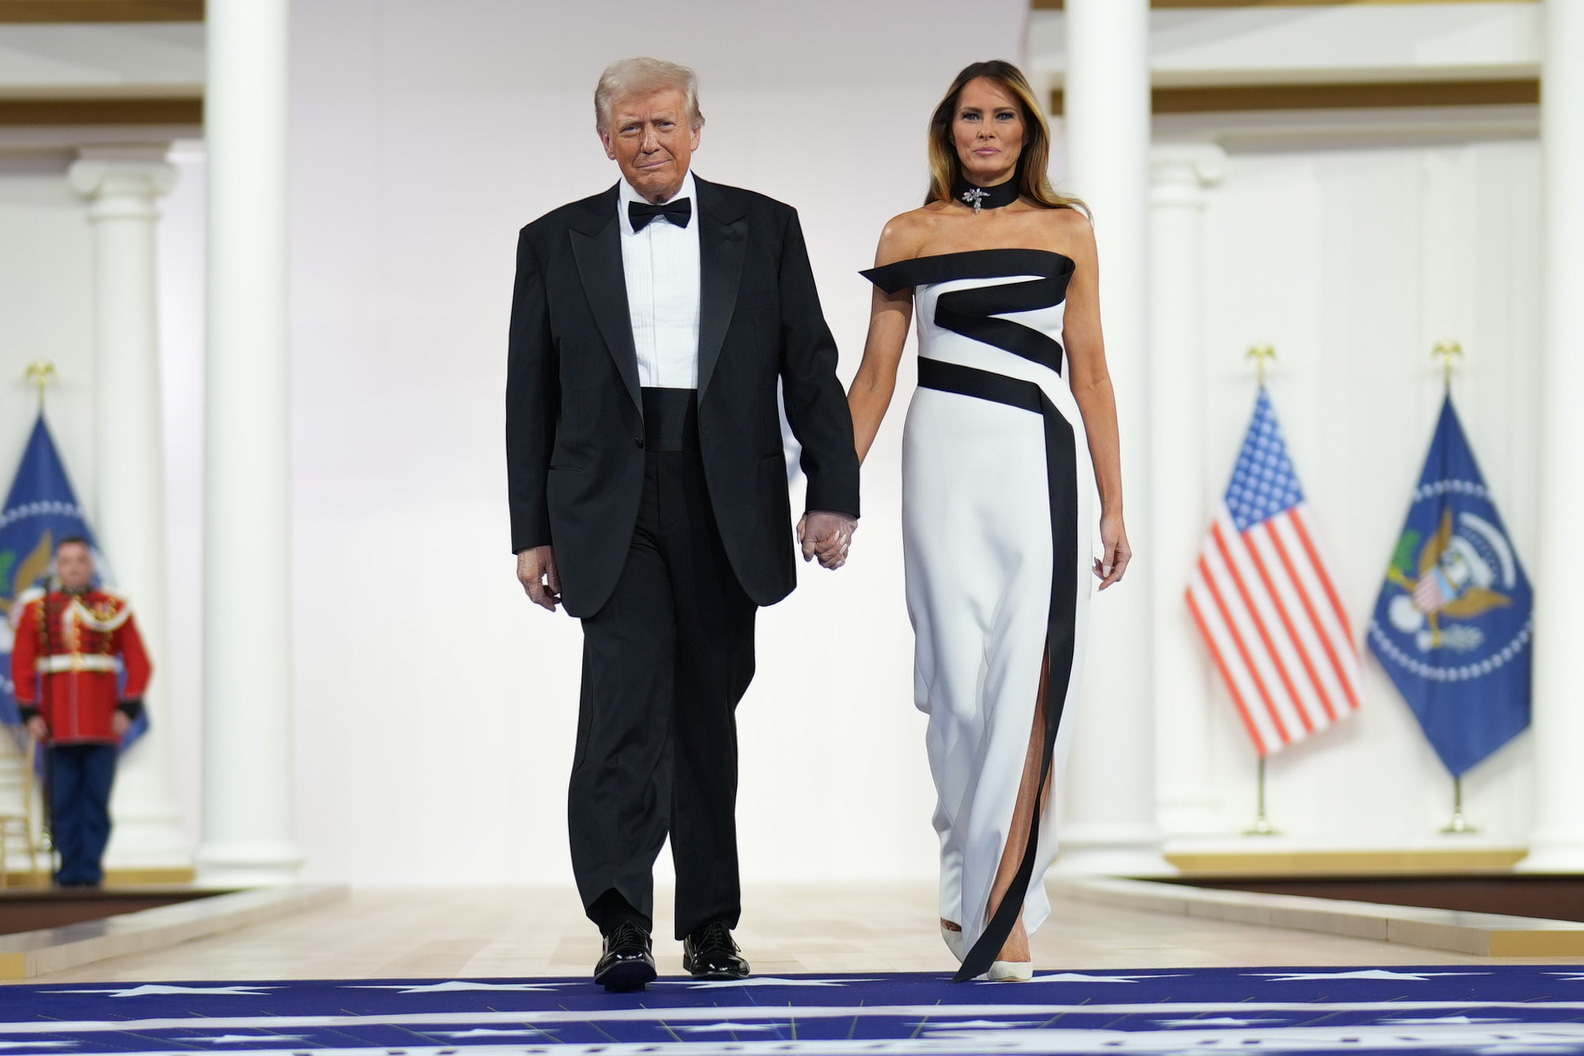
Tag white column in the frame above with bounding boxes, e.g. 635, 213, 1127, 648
195, 0, 301, 885
1055, 0, 1170, 874
1148, 144, 1226, 840
68, 147, 191, 872
1522, 0, 1584, 872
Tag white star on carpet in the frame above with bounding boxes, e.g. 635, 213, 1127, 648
55, 984, 277, 997
345, 980, 562, 994
428, 1028, 558, 1039
675, 1023, 784, 1033
1548, 973, 1584, 981
0, 1044, 74, 1051
165, 1036, 312, 1045
1154, 1017, 1286, 1028
657, 976, 874, 988
1385, 1015, 1517, 1026
1248, 969, 1487, 982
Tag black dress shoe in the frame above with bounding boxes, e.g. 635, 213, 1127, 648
682, 920, 750, 980
594, 920, 656, 992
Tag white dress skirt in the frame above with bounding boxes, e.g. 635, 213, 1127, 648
863, 249, 1094, 981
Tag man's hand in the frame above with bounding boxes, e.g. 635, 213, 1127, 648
516, 545, 562, 611
112, 710, 131, 737
797, 511, 857, 570
25, 715, 47, 743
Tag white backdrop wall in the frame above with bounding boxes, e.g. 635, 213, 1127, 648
1183, 135, 1541, 847
0, 155, 97, 503
279, 0, 1029, 887
1, 4, 1551, 890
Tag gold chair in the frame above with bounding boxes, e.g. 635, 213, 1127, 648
0, 731, 44, 888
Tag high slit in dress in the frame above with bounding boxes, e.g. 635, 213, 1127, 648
862, 249, 1094, 982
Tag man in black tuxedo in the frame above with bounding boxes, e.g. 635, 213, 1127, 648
506, 57, 860, 992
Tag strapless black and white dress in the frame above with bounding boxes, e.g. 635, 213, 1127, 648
862, 250, 1094, 982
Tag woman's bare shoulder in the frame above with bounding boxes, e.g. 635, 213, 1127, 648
1038, 204, 1097, 260
874, 205, 945, 266
1042, 203, 1093, 233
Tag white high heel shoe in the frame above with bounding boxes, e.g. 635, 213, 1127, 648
940, 922, 964, 963
988, 959, 1034, 982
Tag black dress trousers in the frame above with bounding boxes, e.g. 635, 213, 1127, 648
568, 388, 757, 940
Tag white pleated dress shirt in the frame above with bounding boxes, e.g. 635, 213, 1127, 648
618, 171, 702, 389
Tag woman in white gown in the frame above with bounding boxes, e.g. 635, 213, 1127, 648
849, 61, 1131, 982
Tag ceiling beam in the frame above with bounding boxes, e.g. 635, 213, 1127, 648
0, 1, 202, 23
0, 97, 200, 124
1050, 78, 1538, 113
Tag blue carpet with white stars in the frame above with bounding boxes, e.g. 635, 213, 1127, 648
2, 966, 1583, 1054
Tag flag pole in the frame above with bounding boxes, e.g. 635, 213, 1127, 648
1241, 343, 1281, 838
1244, 754, 1282, 836
1247, 344, 1275, 386
1429, 341, 1478, 836
1432, 340, 1463, 392
1441, 775, 1478, 834
22, 361, 58, 867
24, 360, 56, 411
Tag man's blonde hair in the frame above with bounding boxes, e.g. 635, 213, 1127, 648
595, 57, 704, 133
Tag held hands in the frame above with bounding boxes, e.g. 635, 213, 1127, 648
797, 511, 857, 570
514, 512, 854, 607
1094, 510, 1131, 590
112, 710, 131, 738
25, 716, 47, 743
516, 545, 562, 612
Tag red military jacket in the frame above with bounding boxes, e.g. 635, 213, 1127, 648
9, 588, 152, 745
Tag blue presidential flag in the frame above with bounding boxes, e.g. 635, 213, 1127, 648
1367, 395, 1532, 777
1, 413, 148, 749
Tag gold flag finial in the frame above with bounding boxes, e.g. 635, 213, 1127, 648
25, 360, 56, 410
1432, 340, 1463, 390
1247, 344, 1276, 386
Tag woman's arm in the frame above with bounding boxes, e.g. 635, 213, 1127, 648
1058, 211, 1131, 588
848, 220, 919, 464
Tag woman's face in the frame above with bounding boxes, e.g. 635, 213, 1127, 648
952, 77, 1026, 187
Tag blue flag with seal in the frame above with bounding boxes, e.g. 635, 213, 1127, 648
1367, 395, 1532, 777
1, 413, 148, 750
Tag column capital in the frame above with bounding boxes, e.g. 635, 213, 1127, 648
1150, 143, 1228, 208
69, 146, 178, 219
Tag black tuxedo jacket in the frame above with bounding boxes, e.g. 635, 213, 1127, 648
506, 176, 860, 618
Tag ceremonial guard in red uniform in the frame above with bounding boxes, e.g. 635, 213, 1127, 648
9, 537, 151, 887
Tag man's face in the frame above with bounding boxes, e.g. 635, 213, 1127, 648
56, 542, 94, 592
600, 88, 700, 204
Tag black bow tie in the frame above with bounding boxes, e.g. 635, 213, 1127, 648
628, 197, 692, 231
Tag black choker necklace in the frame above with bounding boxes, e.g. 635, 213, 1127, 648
952, 177, 1020, 214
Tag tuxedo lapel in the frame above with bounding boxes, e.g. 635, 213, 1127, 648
695, 177, 747, 399
570, 186, 641, 412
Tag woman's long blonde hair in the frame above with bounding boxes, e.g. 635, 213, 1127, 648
926, 60, 1086, 215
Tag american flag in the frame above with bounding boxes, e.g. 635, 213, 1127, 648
1186, 388, 1360, 756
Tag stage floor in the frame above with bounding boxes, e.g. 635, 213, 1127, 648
5, 881, 1580, 985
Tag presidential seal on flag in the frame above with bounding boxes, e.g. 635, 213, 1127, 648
1368, 395, 1532, 778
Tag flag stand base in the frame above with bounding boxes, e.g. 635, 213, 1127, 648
1440, 776, 1479, 835
1244, 756, 1282, 837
